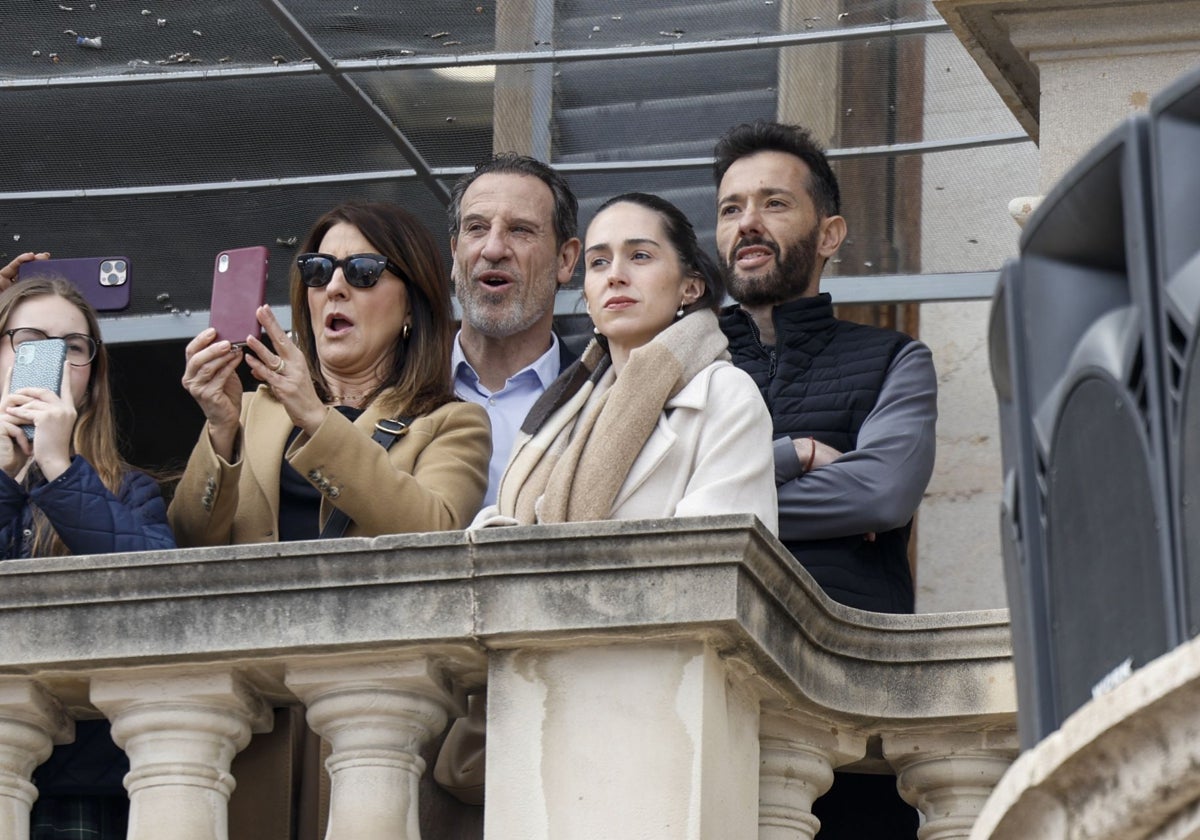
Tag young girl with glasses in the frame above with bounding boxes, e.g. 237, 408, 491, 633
0, 275, 175, 839
0, 276, 174, 556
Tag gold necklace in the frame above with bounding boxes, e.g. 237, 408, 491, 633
325, 392, 368, 405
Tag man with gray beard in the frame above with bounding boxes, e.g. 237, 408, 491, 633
713, 119, 936, 840
448, 153, 582, 505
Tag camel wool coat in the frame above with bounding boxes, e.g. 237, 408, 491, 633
169, 385, 490, 545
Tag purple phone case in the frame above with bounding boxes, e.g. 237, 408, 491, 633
17, 257, 131, 312
209, 246, 268, 344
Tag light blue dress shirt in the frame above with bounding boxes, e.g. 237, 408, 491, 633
452, 332, 564, 507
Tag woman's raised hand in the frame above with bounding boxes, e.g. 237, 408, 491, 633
0, 252, 51, 291
244, 304, 326, 437
182, 328, 244, 462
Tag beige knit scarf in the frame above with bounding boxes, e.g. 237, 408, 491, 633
496, 308, 730, 524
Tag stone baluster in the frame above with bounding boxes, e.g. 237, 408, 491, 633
887, 731, 1018, 840
0, 680, 73, 840
285, 657, 464, 840
91, 670, 271, 840
759, 709, 865, 840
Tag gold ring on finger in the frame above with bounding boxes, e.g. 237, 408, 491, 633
272, 358, 286, 374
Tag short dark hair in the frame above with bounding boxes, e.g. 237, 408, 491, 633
290, 201, 456, 416
713, 121, 841, 218
448, 153, 579, 247
594, 192, 725, 314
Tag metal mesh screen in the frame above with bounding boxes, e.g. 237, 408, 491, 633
1, 0, 1033, 331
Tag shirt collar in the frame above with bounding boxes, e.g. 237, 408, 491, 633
452, 330, 564, 390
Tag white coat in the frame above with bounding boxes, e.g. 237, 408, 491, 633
473, 360, 778, 533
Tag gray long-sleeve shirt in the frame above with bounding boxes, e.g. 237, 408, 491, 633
771, 340, 937, 542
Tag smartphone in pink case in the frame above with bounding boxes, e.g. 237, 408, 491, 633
209, 246, 269, 345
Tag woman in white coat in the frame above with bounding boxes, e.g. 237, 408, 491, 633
442, 193, 778, 805
474, 191, 777, 531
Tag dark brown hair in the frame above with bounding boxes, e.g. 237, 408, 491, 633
448, 152, 579, 247
594, 192, 725, 314
713, 121, 841, 218
289, 201, 456, 416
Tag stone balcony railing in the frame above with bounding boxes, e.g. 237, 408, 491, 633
0, 515, 1017, 840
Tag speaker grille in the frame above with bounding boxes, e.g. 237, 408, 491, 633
1045, 375, 1169, 719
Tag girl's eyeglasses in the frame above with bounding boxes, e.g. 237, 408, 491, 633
5, 327, 99, 366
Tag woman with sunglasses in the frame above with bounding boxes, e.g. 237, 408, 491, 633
170, 201, 490, 546
0, 276, 174, 839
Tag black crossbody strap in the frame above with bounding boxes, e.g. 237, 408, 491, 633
317, 415, 415, 540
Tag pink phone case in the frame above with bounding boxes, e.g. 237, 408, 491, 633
18, 256, 131, 312
209, 246, 269, 344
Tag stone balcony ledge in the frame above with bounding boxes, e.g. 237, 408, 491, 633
0, 516, 1018, 840
1, 516, 1012, 722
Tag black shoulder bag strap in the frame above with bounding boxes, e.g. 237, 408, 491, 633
317, 415, 414, 540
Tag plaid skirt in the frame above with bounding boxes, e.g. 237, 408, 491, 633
30, 795, 129, 840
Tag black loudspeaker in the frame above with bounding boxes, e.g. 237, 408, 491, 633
1150, 66, 1200, 638
992, 115, 1180, 744
990, 262, 1056, 748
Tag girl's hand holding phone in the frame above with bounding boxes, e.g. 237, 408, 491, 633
4, 361, 76, 481
21, 361, 76, 480
0, 370, 31, 478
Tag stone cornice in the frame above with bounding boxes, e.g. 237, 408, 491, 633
0, 516, 1014, 733
935, 0, 1200, 142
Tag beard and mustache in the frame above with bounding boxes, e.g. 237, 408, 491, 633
452, 262, 559, 339
718, 223, 821, 307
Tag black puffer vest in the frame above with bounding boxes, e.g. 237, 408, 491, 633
720, 294, 915, 614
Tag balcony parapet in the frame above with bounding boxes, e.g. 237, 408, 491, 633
0, 515, 1017, 839
972, 633, 1200, 840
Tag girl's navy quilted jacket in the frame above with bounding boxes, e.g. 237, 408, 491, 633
0, 455, 175, 557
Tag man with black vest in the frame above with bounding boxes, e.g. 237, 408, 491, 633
714, 120, 935, 838
714, 120, 936, 615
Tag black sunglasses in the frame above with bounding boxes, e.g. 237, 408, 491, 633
296, 252, 409, 288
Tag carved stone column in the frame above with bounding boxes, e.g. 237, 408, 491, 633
286, 657, 464, 840
0, 680, 73, 840
759, 710, 865, 840
91, 671, 271, 840
887, 731, 1018, 840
